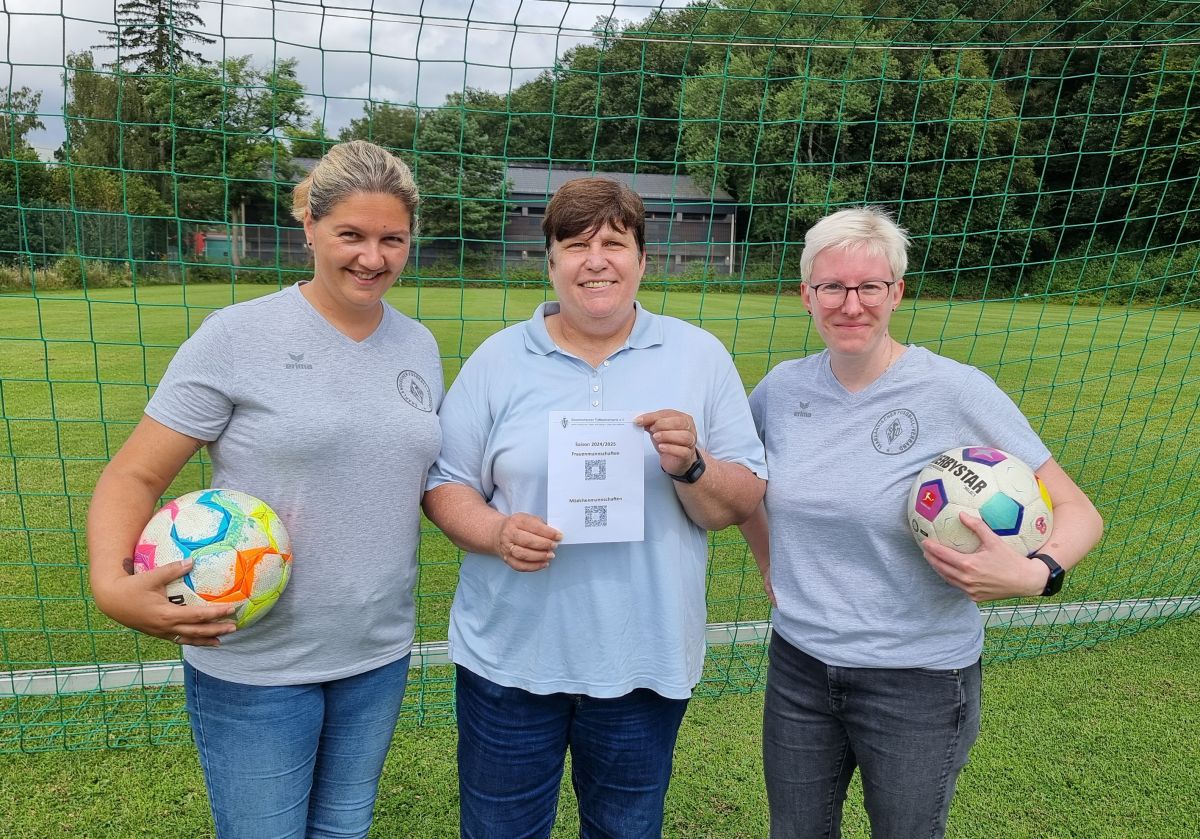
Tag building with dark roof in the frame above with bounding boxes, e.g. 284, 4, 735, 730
220, 159, 739, 275
503, 166, 738, 275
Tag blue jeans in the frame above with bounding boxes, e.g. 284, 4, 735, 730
762, 633, 981, 839
454, 664, 689, 839
184, 655, 411, 839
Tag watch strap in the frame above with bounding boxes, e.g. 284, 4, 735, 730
666, 451, 706, 484
1031, 553, 1064, 596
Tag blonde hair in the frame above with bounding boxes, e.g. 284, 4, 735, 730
799, 206, 910, 284
291, 140, 419, 231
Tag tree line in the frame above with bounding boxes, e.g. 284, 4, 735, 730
1, 0, 1196, 292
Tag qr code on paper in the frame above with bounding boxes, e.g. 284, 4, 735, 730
584, 459, 607, 481
585, 505, 608, 528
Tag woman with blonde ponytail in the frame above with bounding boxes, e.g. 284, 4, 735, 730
89, 140, 441, 838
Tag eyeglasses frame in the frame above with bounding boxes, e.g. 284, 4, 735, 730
805, 279, 899, 308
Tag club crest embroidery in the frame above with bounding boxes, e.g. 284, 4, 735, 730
871, 408, 918, 455
396, 370, 434, 412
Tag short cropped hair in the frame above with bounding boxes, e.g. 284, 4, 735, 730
542, 177, 646, 255
799, 206, 910, 284
291, 140, 419, 231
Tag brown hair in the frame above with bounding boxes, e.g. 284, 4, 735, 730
542, 177, 645, 255
291, 140, 419, 231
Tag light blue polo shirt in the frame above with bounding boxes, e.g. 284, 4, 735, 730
427, 301, 766, 699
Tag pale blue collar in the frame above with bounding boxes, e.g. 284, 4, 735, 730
523, 300, 664, 357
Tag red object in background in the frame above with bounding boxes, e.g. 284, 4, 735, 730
193, 231, 207, 256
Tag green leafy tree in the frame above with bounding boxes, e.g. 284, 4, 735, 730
411, 103, 507, 244
969, 0, 1166, 259
0, 123, 55, 261
342, 99, 507, 245
56, 51, 171, 217
58, 52, 158, 172
341, 102, 419, 151
1, 86, 45, 150
47, 165, 167, 216
677, 0, 1043, 288
285, 119, 334, 159
32, 55, 173, 262
1117, 44, 1200, 249
941, 0, 1200, 261
858, 49, 1044, 290
439, 88, 507, 156
142, 56, 308, 225
0, 85, 53, 240
58, 54, 308, 261
680, 0, 881, 254
98, 0, 215, 73
497, 7, 716, 169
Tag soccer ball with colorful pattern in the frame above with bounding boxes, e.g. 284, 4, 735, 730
133, 489, 293, 628
908, 447, 1053, 555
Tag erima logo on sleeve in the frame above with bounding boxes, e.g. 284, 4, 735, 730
397, 370, 434, 412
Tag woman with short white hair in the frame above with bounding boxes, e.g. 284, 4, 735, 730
741, 206, 1103, 838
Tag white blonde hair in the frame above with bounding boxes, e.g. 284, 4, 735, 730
799, 206, 910, 284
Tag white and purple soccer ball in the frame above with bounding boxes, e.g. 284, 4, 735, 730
908, 447, 1053, 555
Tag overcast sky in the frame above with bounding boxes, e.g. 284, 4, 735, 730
2, 0, 691, 159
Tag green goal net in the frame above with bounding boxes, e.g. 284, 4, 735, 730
2, 0, 1198, 753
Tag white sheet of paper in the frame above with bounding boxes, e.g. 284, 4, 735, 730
546, 411, 645, 544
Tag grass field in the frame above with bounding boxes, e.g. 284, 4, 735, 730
2, 282, 1200, 755
0, 614, 1196, 838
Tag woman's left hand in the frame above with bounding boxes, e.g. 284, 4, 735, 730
635, 409, 700, 477
921, 512, 1049, 602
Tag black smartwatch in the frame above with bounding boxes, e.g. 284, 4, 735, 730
667, 450, 706, 484
1030, 553, 1064, 596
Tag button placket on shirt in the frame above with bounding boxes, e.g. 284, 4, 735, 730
590, 359, 611, 407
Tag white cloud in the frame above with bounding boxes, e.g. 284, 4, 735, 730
8, 0, 691, 158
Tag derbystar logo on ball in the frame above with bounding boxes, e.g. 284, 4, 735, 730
908, 447, 1054, 555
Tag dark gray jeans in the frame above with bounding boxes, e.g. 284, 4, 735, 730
762, 632, 981, 839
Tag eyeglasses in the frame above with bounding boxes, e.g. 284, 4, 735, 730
807, 280, 897, 308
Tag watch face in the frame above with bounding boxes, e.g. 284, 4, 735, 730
1035, 554, 1064, 596
1045, 568, 1064, 595
670, 453, 705, 483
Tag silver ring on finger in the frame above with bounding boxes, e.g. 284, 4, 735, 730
171, 634, 182, 644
